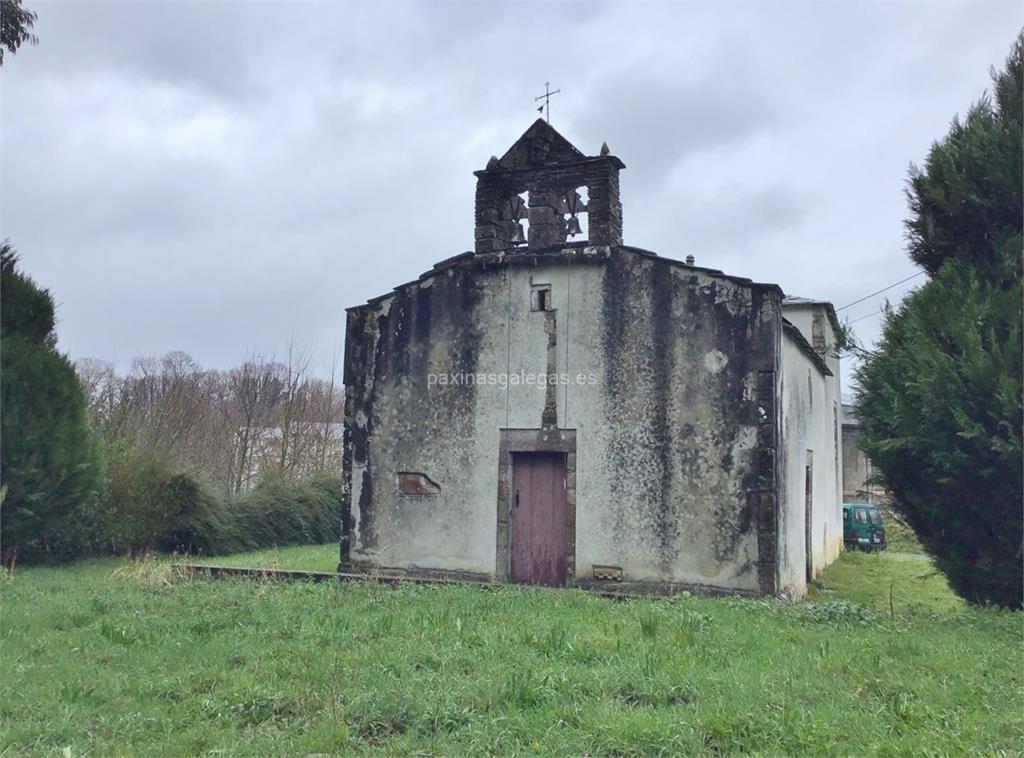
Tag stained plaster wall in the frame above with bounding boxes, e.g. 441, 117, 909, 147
777, 304, 843, 598
342, 246, 783, 593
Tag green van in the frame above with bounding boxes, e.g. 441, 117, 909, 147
842, 503, 887, 551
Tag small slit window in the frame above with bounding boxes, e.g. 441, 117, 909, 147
531, 285, 552, 312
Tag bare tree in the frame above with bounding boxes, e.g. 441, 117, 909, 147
226, 353, 282, 494
75, 346, 345, 493
309, 348, 344, 474
274, 336, 313, 475
75, 358, 119, 436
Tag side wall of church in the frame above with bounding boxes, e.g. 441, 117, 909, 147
342, 248, 782, 593
778, 309, 843, 598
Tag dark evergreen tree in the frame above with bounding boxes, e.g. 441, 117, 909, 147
1, 243, 104, 562
905, 35, 1022, 282
855, 34, 1023, 608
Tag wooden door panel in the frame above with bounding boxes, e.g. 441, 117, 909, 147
510, 452, 567, 587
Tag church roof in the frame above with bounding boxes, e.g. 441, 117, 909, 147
782, 318, 833, 377
477, 119, 624, 173
497, 119, 587, 170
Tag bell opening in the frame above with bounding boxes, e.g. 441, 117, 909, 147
514, 191, 529, 247
562, 185, 589, 242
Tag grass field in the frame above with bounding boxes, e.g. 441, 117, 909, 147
2, 548, 1021, 756
880, 513, 926, 555
189, 542, 340, 573
809, 551, 961, 614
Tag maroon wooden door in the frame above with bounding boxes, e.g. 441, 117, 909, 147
510, 452, 568, 587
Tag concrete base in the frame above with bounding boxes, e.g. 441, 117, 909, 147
178, 563, 769, 601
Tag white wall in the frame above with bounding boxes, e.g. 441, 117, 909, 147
777, 304, 843, 598
345, 248, 780, 593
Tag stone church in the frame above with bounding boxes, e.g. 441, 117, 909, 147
341, 120, 842, 599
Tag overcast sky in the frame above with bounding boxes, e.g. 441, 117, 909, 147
2, 0, 1020, 394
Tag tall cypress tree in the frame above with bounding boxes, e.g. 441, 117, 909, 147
855, 34, 1023, 608
1, 243, 104, 562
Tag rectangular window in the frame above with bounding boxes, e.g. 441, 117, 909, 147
530, 285, 552, 312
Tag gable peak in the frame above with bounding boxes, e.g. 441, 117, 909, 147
497, 119, 587, 170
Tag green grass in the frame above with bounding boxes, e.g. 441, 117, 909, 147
188, 542, 340, 572
2, 551, 1021, 756
882, 512, 927, 554
810, 550, 961, 614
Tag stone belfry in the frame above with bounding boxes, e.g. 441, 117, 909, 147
473, 119, 625, 254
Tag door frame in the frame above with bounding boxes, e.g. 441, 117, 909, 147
804, 449, 814, 582
496, 428, 576, 585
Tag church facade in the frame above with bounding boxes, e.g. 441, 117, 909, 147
341, 120, 842, 599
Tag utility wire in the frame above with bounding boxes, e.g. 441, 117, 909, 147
836, 271, 926, 312
848, 309, 886, 325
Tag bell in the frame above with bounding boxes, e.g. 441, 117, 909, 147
565, 191, 584, 215
510, 195, 526, 220
565, 215, 582, 238
511, 222, 527, 244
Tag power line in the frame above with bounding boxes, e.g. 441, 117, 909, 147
836, 271, 926, 312
848, 309, 886, 325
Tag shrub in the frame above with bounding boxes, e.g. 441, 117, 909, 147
100, 450, 233, 556
231, 475, 341, 551
98, 454, 340, 557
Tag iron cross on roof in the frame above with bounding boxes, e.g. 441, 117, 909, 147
534, 82, 561, 123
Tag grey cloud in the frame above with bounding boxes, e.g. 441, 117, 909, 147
573, 66, 777, 186
2, 0, 1020, 400
675, 185, 813, 255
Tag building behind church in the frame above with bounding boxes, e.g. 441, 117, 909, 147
841, 403, 889, 504
341, 120, 842, 599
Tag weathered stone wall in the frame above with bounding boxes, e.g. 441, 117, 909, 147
342, 259, 499, 576
474, 159, 623, 254
342, 246, 783, 593
580, 250, 781, 592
